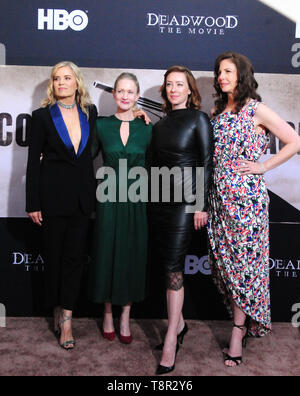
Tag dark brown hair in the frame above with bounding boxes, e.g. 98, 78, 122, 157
213, 51, 261, 116
160, 66, 201, 114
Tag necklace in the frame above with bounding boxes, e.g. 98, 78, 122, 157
57, 100, 77, 110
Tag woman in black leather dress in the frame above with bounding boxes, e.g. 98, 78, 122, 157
150, 66, 214, 374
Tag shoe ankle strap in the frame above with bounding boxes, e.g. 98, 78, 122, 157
59, 314, 73, 325
233, 323, 246, 331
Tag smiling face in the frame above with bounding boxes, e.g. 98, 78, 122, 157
53, 66, 78, 101
165, 71, 191, 110
217, 59, 239, 95
113, 78, 139, 112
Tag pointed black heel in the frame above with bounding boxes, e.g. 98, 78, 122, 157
177, 322, 188, 345
156, 343, 180, 375
155, 322, 188, 350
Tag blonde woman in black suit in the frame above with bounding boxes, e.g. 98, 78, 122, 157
26, 61, 97, 350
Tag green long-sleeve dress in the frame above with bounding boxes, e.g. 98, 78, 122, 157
89, 116, 152, 305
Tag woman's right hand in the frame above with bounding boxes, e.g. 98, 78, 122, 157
28, 211, 43, 226
194, 211, 208, 230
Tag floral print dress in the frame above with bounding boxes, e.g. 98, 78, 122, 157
207, 100, 271, 337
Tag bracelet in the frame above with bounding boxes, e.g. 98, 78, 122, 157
260, 162, 265, 174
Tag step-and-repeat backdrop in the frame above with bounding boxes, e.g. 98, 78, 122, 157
0, 0, 299, 321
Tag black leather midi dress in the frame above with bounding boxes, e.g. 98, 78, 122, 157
149, 108, 214, 290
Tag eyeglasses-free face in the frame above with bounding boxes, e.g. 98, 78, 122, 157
113, 78, 139, 113
165, 72, 192, 110
217, 59, 239, 95
53, 66, 78, 102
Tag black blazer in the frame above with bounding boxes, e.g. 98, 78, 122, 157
26, 104, 98, 216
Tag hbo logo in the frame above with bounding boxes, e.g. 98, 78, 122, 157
38, 9, 89, 31
185, 255, 211, 275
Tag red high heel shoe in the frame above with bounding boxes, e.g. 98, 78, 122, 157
102, 330, 116, 341
119, 334, 133, 344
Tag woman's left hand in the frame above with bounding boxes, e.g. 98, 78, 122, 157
236, 160, 264, 175
133, 109, 151, 125
194, 211, 208, 230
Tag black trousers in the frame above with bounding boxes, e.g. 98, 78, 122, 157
42, 208, 89, 311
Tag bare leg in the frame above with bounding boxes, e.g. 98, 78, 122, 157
160, 271, 184, 367
224, 299, 247, 367
103, 302, 115, 333
60, 309, 74, 349
120, 303, 132, 337
167, 292, 185, 334
177, 312, 185, 334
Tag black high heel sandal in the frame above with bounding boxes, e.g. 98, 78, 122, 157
58, 313, 76, 351
223, 322, 248, 367
155, 323, 188, 351
156, 342, 180, 375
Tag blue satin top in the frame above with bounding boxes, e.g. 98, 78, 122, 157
49, 103, 90, 157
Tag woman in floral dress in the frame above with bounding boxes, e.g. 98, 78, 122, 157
207, 52, 300, 367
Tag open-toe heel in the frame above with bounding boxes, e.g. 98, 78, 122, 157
223, 322, 248, 367
59, 313, 76, 351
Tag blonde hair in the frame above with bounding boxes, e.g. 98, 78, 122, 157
114, 72, 140, 112
41, 61, 92, 117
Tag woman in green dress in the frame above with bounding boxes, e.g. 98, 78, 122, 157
89, 73, 152, 344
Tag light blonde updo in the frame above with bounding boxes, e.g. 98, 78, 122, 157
114, 72, 140, 111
